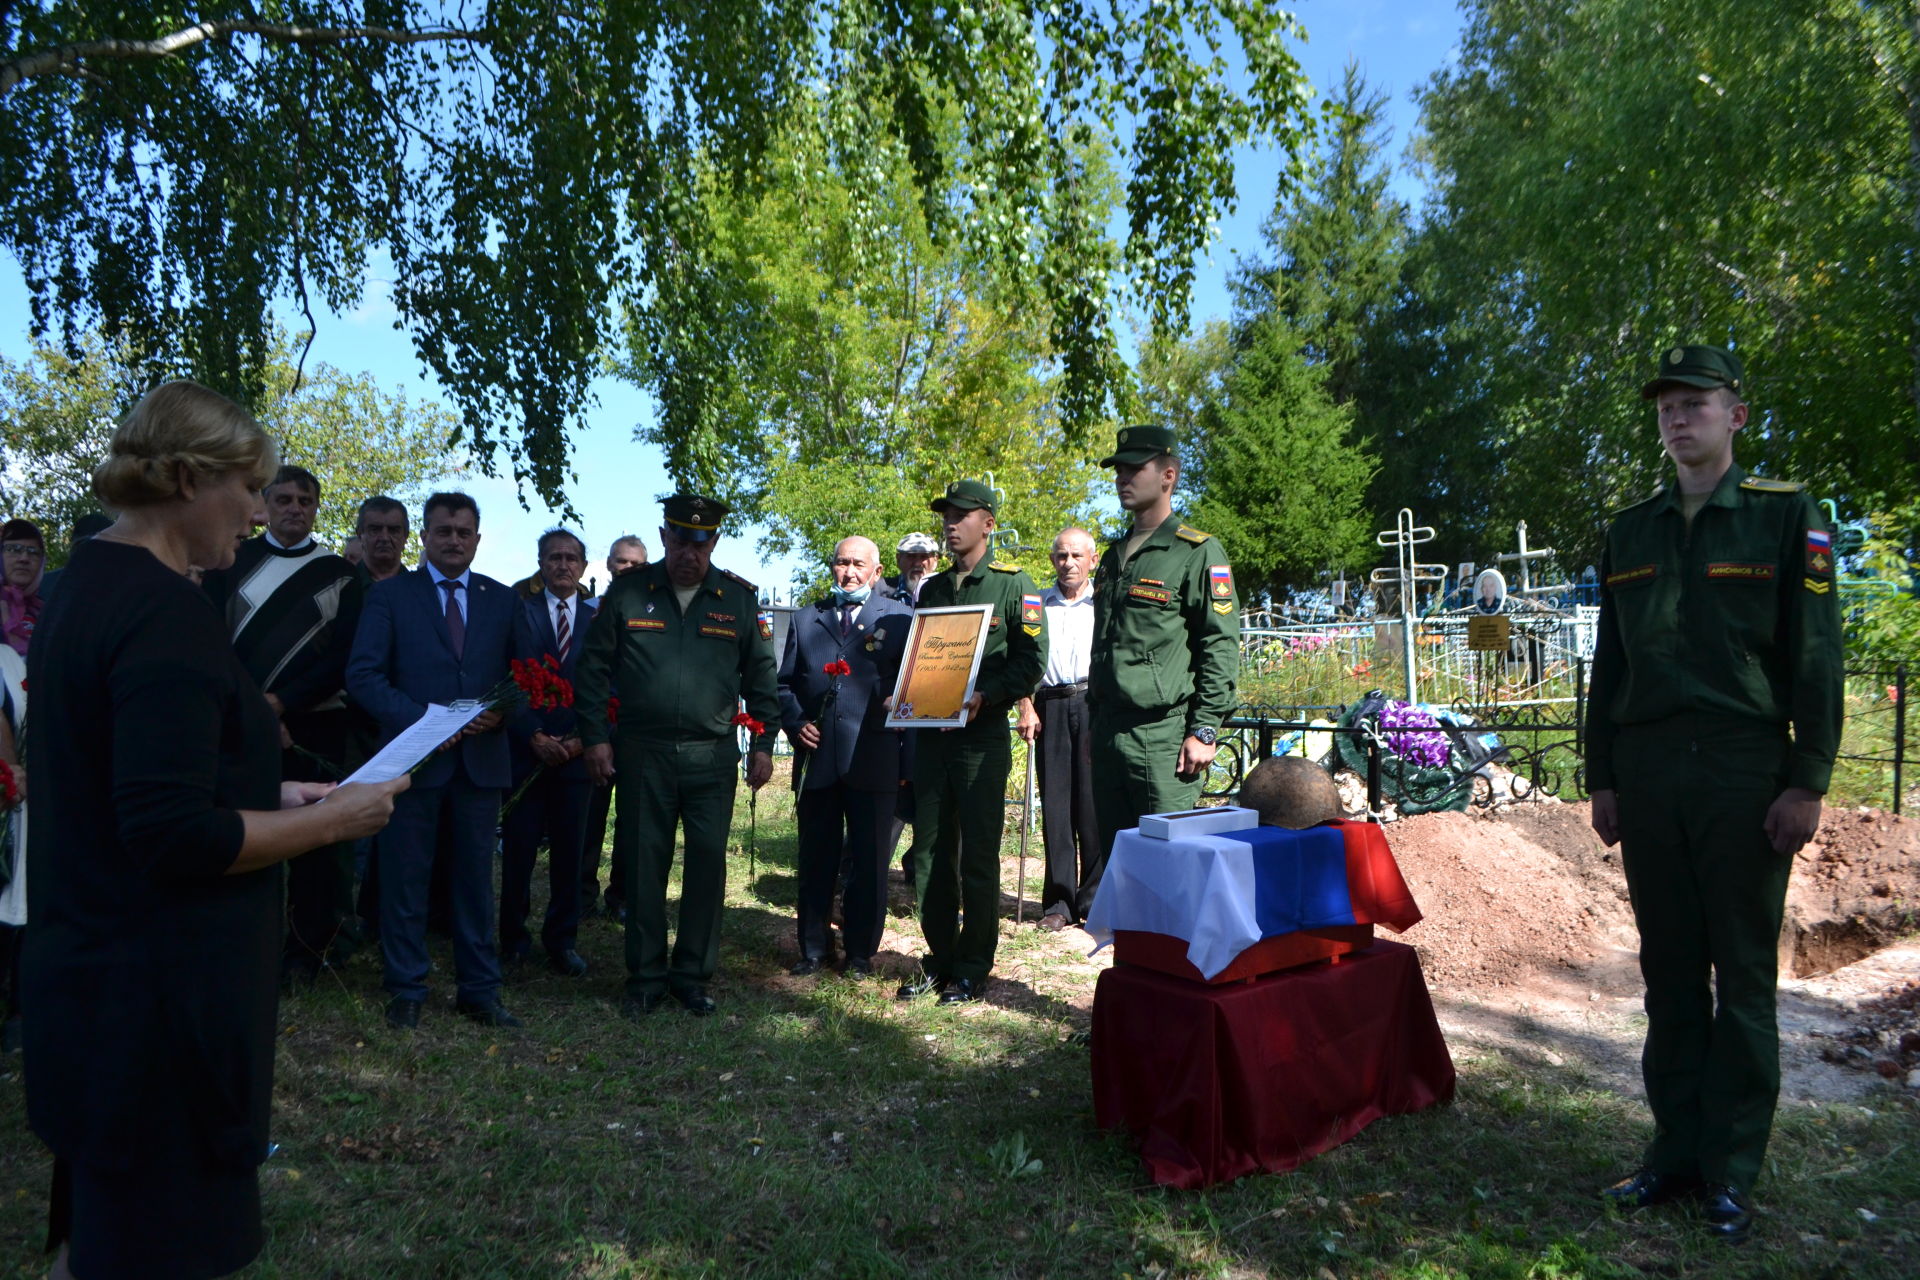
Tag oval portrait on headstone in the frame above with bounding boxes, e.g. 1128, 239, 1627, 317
1474, 568, 1507, 615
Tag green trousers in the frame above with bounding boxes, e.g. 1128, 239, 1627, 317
1090, 708, 1199, 862
1614, 716, 1795, 1193
615, 736, 739, 999
912, 727, 1011, 982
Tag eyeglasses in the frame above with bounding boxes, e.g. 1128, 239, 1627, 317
2, 544, 44, 558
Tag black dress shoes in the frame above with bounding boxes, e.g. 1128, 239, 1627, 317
1600, 1168, 1701, 1210
671, 986, 717, 1016
384, 997, 423, 1029
547, 949, 589, 977
937, 977, 984, 1005
789, 957, 825, 977
621, 992, 665, 1020
844, 956, 874, 977
455, 999, 525, 1028
1700, 1184, 1753, 1242
895, 971, 949, 1001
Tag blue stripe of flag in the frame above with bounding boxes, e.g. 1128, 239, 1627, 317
1218, 826, 1356, 934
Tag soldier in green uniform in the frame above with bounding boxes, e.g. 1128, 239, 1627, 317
1586, 345, 1843, 1241
1087, 426, 1240, 886
897, 479, 1047, 1005
575, 494, 779, 1017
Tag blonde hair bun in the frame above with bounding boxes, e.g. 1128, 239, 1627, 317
93, 381, 277, 510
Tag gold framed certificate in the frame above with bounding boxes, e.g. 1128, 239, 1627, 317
884, 604, 994, 729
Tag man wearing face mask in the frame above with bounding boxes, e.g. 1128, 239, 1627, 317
777, 537, 912, 977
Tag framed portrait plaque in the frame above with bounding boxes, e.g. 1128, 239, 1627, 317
884, 604, 994, 729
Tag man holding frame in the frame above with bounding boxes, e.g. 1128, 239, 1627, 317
897, 479, 1047, 1005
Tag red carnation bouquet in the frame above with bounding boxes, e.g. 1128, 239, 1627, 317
497, 654, 578, 819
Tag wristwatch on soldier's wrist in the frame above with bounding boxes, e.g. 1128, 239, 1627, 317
1190, 726, 1217, 746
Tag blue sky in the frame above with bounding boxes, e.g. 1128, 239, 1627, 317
0, 0, 1462, 595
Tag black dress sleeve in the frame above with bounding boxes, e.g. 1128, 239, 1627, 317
108, 599, 251, 878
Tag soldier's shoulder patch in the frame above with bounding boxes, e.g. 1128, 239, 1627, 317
988, 560, 1021, 573
1211, 601, 1233, 615
1174, 524, 1211, 545
719, 567, 759, 593
1739, 475, 1805, 494
1806, 528, 1834, 578
1805, 577, 1832, 594
756, 612, 773, 640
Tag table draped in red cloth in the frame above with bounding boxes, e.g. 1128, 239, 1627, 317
1092, 940, 1456, 1189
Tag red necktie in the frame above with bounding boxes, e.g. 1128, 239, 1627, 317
440, 579, 465, 660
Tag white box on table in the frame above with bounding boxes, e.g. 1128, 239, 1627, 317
1136, 805, 1259, 841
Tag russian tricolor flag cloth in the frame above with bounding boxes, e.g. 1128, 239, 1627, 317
1086, 820, 1423, 979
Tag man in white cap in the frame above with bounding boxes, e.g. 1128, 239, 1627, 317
887, 532, 941, 606
884, 531, 942, 882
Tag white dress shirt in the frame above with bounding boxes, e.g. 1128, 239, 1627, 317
1040, 583, 1095, 687
426, 562, 471, 624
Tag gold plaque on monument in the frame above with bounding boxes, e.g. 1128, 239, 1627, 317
1467, 615, 1511, 651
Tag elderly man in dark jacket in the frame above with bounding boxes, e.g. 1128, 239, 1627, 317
778, 536, 913, 977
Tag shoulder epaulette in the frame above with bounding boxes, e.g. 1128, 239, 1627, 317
988, 560, 1020, 573
1174, 524, 1211, 545
1739, 476, 1805, 494
719, 567, 758, 593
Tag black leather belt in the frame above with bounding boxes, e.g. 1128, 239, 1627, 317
1035, 680, 1088, 702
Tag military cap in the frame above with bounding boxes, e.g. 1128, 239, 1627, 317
661, 492, 729, 543
897, 531, 940, 554
1098, 424, 1177, 468
1641, 344, 1745, 400
930, 479, 997, 515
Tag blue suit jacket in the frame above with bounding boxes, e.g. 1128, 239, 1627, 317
777, 593, 912, 792
346, 566, 516, 790
508, 587, 596, 782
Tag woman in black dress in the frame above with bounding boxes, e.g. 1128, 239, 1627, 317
24, 381, 407, 1279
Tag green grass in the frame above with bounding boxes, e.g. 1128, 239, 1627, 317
2, 778, 1916, 1278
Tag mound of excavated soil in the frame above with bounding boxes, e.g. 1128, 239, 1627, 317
1786, 807, 1920, 977
1370, 799, 1920, 1100
1378, 805, 1635, 991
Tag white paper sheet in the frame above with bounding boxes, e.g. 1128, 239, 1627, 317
338, 702, 489, 786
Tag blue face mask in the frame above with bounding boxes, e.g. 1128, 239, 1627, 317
829, 582, 872, 607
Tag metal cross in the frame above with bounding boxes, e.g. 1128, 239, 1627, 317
1495, 520, 1570, 599
1369, 508, 1448, 704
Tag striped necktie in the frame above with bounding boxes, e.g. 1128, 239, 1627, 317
555, 597, 571, 655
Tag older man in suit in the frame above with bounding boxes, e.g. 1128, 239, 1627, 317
779, 536, 913, 977
347, 492, 522, 1030
500, 527, 598, 977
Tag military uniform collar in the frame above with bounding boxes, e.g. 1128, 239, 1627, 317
951, 553, 993, 585
1121, 512, 1185, 556
1656, 462, 1746, 515
641, 562, 726, 597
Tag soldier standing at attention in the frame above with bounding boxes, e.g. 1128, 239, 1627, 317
1087, 426, 1240, 885
575, 495, 780, 1017
898, 480, 1047, 1006
1586, 345, 1843, 1242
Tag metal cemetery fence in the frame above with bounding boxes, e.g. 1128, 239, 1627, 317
1219, 616, 1915, 816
